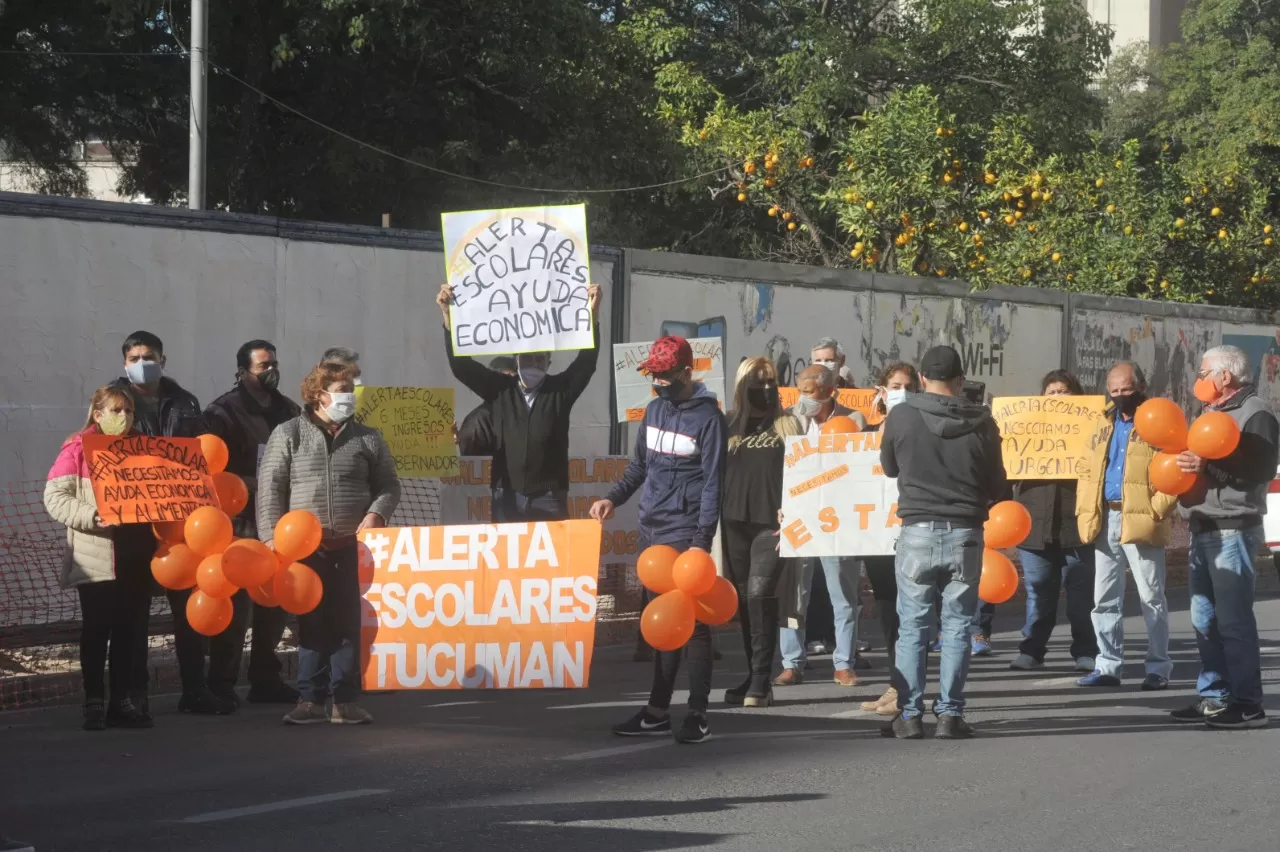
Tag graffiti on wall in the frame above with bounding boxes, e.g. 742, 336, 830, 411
1069, 310, 1217, 411
1221, 327, 1280, 410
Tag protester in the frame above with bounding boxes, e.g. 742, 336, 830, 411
1075, 361, 1174, 690
860, 361, 919, 714
43, 387, 154, 729
455, 356, 517, 457
1170, 345, 1278, 728
1008, 370, 1099, 673
322, 347, 362, 385
810, 336, 856, 388
718, 357, 801, 706
199, 340, 303, 705
592, 335, 726, 744
111, 331, 207, 714
258, 360, 401, 725
436, 283, 602, 522
774, 364, 867, 687
880, 345, 1005, 739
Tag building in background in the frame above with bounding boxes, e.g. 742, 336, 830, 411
0, 140, 144, 203
1082, 0, 1189, 53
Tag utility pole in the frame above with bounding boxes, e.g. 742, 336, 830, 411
188, 0, 208, 210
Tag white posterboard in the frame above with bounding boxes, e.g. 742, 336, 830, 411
778, 432, 901, 558
612, 337, 726, 422
442, 204, 592, 356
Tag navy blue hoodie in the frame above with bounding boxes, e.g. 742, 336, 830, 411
606, 382, 726, 549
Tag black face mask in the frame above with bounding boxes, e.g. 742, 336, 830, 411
1110, 390, 1145, 416
654, 378, 686, 401
258, 369, 281, 392
747, 386, 779, 410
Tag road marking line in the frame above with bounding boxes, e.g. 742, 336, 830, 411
1032, 677, 1082, 686
544, 700, 645, 710
177, 789, 392, 823
559, 740, 673, 761
557, 729, 865, 761
420, 700, 488, 708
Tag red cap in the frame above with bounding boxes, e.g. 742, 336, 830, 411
639, 335, 693, 374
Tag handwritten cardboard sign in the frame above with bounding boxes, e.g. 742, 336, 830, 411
359, 519, 602, 690
777, 387, 884, 427
991, 395, 1107, 479
82, 434, 217, 525
778, 432, 900, 557
355, 386, 459, 478
443, 204, 593, 356
612, 337, 725, 422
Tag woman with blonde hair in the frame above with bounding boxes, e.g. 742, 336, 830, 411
44, 386, 156, 730
720, 356, 801, 706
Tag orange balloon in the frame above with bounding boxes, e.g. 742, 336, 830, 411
184, 505, 233, 557
274, 561, 324, 615
640, 590, 696, 651
247, 581, 279, 608
979, 548, 1019, 605
211, 471, 249, 516
636, 544, 679, 594
198, 433, 230, 475
694, 576, 738, 625
196, 553, 239, 598
1134, 398, 1188, 452
151, 542, 200, 590
671, 549, 717, 596
1148, 451, 1197, 495
221, 538, 277, 588
820, 415, 861, 435
274, 510, 323, 563
1186, 411, 1241, 460
984, 500, 1032, 549
186, 589, 234, 636
153, 520, 186, 545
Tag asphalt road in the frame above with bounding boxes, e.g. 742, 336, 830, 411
3, 578, 1278, 852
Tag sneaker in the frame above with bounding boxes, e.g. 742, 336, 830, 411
856, 639, 872, 653
971, 634, 993, 656
833, 669, 859, 687
282, 700, 329, 725
674, 712, 711, 744
723, 677, 751, 706
331, 702, 373, 725
806, 640, 831, 656
853, 654, 872, 671
1140, 674, 1169, 691
178, 688, 237, 715
772, 668, 803, 686
611, 708, 671, 737
935, 715, 975, 739
82, 700, 107, 732
742, 688, 773, 708
880, 712, 924, 739
1076, 670, 1121, 688
930, 638, 942, 652
861, 686, 898, 715
1205, 704, 1268, 730
105, 698, 154, 729
247, 680, 301, 705
1009, 654, 1043, 671
210, 685, 242, 710
1170, 698, 1227, 723
1074, 656, 1097, 673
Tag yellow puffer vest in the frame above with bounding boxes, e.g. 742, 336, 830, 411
1075, 408, 1178, 546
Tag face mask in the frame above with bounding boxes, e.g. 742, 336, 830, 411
1110, 391, 1145, 416
654, 378, 686, 401
323, 392, 357, 423
812, 359, 838, 372
794, 393, 828, 417
1194, 377, 1219, 404
518, 367, 547, 392
125, 360, 163, 386
258, 369, 281, 392
885, 388, 908, 411
97, 412, 130, 436
747, 386, 779, 410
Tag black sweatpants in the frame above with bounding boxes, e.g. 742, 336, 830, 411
864, 556, 899, 671
646, 537, 713, 714
77, 529, 154, 702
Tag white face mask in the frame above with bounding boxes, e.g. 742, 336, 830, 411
812, 358, 838, 372
323, 392, 357, 423
794, 393, 828, 417
518, 367, 546, 392
885, 388, 908, 410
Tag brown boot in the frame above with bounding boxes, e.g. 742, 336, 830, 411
832, 669, 859, 687
772, 668, 803, 686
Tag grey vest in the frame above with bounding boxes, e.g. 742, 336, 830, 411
1185, 390, 1275, 526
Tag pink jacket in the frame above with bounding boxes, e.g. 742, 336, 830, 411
43, 431, 116, 587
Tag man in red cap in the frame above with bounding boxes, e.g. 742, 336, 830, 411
591, 335, 727, 744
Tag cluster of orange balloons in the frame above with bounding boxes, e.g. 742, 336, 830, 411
148, 434, 325, 636
979, 500, 1031, 604
637, 545, 738, 651
1135, 398, 1241, 495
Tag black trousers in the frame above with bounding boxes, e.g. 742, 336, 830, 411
720, 519, 775, 671
77, 539, 153, 703
864, 556, 899, 672
742, 527, 788, 679
645, 536, 713, 714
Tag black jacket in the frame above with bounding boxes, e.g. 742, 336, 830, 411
111, 376, 203, 439
1015, 480, 1082, 550
881, 392, 1006, 527
456, 401, 498, 457
204, 383, 302, 534
444, 325, 599, 494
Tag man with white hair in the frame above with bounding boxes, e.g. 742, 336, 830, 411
811, 337, 857, 388
1170, 345, 1278, 729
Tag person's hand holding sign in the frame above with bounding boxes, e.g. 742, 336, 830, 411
587, 283, 602, 317
357, 512, 385, 534
589, 498, 615, 522
436, 283, 455, 331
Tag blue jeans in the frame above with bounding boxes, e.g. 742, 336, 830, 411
1190, 526, 1265, 707
1091, 510, 1171, 679
296, 545, 362, 704
780, 556, 861, 671
893, 524, 982, 718
1017, 545, 1098, 661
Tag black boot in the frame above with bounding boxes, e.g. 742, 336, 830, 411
723, 676, 752, 705
83, 698, 106, 731
744, 596, 779, 707
105, 698, 154, 729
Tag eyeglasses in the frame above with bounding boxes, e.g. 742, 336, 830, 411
1196, 368, 1218, 379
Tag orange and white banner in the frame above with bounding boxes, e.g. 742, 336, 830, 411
358, 519, 602, 690
778, 432, 901, 557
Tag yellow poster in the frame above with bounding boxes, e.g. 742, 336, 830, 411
355, 386, 459, 478
991, 395, 1108, 479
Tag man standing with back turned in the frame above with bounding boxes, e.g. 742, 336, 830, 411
880, 345, 1005, 740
